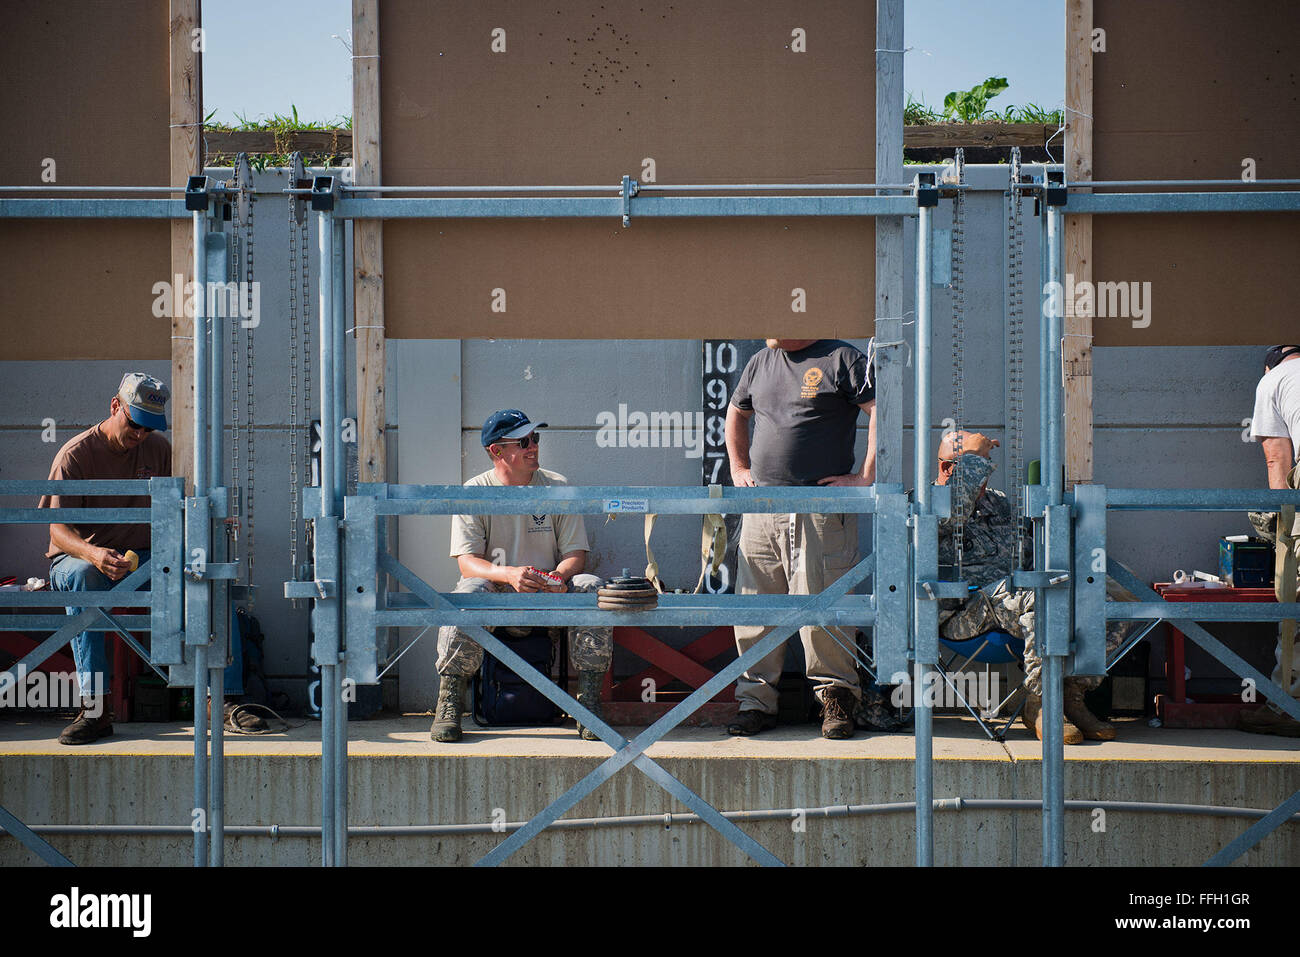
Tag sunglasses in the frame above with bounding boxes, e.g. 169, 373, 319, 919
495, 432, 540, 450
123, 410, 155, 434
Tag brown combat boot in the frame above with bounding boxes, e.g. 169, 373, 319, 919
430, 674, 466, 743
820, 687, 856, 740
575, 670, 605, 741
1021, 692, 1084, 745
58, 698, 114, 746
1064, 683, 1117, 741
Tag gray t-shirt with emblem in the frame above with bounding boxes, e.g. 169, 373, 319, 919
731, 340, 874, 486
449, 467, 590, 570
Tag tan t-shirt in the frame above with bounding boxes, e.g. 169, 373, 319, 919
38, 424, 172, 559
449, 468, 590, 570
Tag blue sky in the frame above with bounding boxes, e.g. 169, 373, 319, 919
203, 0, 1065, 124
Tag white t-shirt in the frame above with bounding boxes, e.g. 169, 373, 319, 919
1251, 359, 1300, 461
449, 467, 590, 570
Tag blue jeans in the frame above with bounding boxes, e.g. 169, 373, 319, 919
49, 551, 243, 699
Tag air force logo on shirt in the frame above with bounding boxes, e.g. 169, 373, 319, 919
529, 514, 552, 533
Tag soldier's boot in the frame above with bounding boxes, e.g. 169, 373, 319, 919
1020, 692, 1084, 745
58, 698, 114, 746
430, 674, 466, 743
575, 669, 605, 741
1063, 682, 1117, 741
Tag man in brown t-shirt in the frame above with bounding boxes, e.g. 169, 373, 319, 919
39, 372, 171, 744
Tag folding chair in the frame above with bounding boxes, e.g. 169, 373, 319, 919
936, 629, 1028, 741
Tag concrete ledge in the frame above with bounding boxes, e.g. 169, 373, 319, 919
2, 715, 1297, 866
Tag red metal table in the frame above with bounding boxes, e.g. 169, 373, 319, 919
1153, 583, 1274, 728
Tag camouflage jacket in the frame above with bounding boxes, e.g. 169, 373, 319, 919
937, 453, 1028, 589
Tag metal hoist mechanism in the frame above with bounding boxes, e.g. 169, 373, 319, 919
229, 153, 257, 608
286, 153, 314, 607
947, 149, 967, 576
1005, 147, 1028, 571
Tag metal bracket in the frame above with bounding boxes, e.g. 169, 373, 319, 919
1045, 169, 1067, 207
913, 171, 938, 208
185, 175, 210, 211
186, 562, 240, 582
285, 580, 336, 599
311, 175, 337, 211
1012, 570, 1071, 588
621, 174, 639, 227
916, 580, 970, 600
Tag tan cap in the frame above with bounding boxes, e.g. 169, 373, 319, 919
117, 372, 170, 430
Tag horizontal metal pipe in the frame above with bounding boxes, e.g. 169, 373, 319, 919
363, 485, 880, 515
0, 185, 187, 193
0, 480, 153, 495
1106, 488, 1300, 510
0, 199, 190, 219
333, 195, 919, 220
0, 508, 151, 524
335, 182, 912, 193
1069, 178, 1300, 188
8, 798, 1294, 840
0, 592, 154, 608
1108, 601, 1300, 621
376, 607, 876, 628
1065, 192, 1300, 214
0, 616, 152, 630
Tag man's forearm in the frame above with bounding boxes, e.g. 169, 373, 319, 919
554, 551, 586, 583
49, 523, 96, 563
457, 554, 509, 585
858, 402, 878, 485
725, 405, 750, 468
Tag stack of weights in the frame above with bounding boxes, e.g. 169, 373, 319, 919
597, 570, 659, 611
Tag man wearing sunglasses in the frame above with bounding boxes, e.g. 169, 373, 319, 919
38, 372, 172, 745
432, 409, 612, 742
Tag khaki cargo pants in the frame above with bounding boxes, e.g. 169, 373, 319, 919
733, 512, 862, 714
436, 573, 613, 677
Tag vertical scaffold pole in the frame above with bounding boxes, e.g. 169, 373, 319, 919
1041, 202, 1066, 866
330, 216, 348, 866
192, 209, 210, 868
205, 232, 227, 866
913, 180, 934, 866
318, 207, 339, 866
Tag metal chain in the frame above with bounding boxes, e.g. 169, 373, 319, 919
229, 165, 242, 545
949, 149, 966, 576
1006, 149, 1027, 571
288, 177, 302, 605
242, 169, 257, 610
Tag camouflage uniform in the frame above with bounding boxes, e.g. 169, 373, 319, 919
935, 453, 1134, 695
436, 573, 612, 677
1249, 504, 1300, 702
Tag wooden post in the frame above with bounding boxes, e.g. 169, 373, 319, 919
1064, 0, 1094, 484
169, 0, 201, 491
874, 0, 904, 485
353, 0, 387, 483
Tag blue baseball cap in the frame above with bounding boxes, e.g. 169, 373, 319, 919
481, 409, 548, 447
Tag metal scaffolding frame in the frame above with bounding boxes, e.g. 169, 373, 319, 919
0, 175, 251, 866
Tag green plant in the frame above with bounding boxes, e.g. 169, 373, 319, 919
904, 93, 941, 125
1002, 102, 1064, 125
943, 76, 1009, 123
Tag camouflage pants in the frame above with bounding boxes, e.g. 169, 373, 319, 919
436, 574, 613, 677
1250, 507, 1300, 702
938, 576, 1133, 696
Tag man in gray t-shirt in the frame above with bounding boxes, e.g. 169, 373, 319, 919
726, 339, 877, 738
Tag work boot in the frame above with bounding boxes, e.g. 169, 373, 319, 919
58, 698, 114, 746
820, 687, 856, 740
1064, 682, 1117, 741
1021, 692, 1084, 745
726, 709, 778, 736
575, 670, 605, 741
430, 674, 466, 743
1239, 704, 1300, 737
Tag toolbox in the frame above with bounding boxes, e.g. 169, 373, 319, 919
1218, 536, 1272, 587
